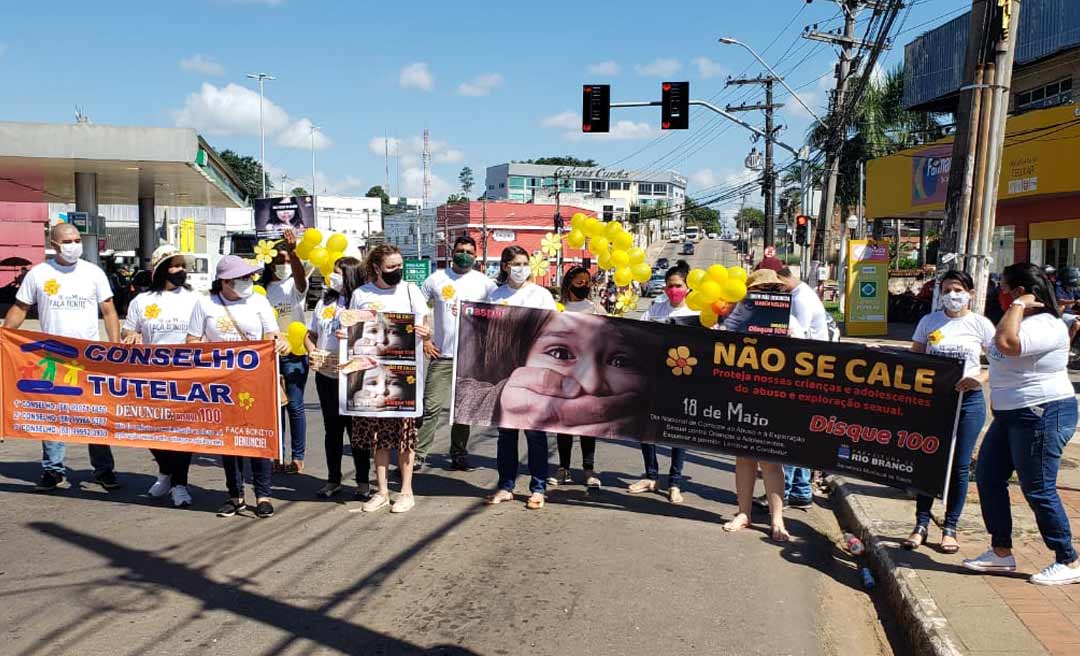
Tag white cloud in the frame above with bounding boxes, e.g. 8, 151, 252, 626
399, 62, 434, 91
435, 149, 464, 164
634, 58, 681, 77
276, 118, 333, 150
693, 57, 725, 80
564, 120, 653, 142
180, 54, 225, 77
457, 73, 503, 97
400, 166, 452, 199
690, 168, 719, 188
586, 60, 620, 76
782, 66, 834, 123
540, 111, 579, 130
689, 167, 754, 191
172, 82, 289, 135
367, 134, 463, 167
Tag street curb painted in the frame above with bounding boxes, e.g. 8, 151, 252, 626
826, 475, 966, 656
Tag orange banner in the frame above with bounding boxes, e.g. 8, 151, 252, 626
0, 328, 282, 459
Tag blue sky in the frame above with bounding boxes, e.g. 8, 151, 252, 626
2, 0, 969, 217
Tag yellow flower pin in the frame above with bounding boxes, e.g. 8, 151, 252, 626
927, 329, 944, 346
614, 289, 639, 315
666, 346, 697, 376
556, 302, 566, 312
253, 240, 278, 265
321, 305, 336, 320
43, 279, 59, 296
237, 391, 255, 410
144, 304, 161, 320
540, 232, 563, 257
215, 316, 237, 334
441, 284, 456, 301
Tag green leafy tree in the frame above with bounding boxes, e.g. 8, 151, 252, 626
683, 198, 721, 234
520, 156, 598, 167
735, 207, 765, 230
219, 149, 270, 199
291, 187, 309, 197
458, 167, 474, 195
445, 193, 468, 204
366, 185, 390, 204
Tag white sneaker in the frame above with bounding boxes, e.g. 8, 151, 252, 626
1030, 561, 1080, 586
962, 548, 1017, 573
170, 485, 192, 508
148, 474, 172, 498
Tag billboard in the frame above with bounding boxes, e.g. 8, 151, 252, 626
253, 196, 316, 239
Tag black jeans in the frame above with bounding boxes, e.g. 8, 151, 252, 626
222, 456, 272, 499
556, 434, 596, 470
315, 372, 370, 485
150, 449, 192, 486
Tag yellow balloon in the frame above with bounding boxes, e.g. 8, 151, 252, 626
309, 246, 329, 268
319, 262, 334, 279
613, 266, 632, 287
326, 233, 348, 253
719, 279, 748, 303
686, 268, 707, 290
597, 251, 612, 270
302, 228, 323, 246
685, 290, 705, 311
610, 249, 630, 268
566, 229, 587, 249
589, 236, 610, 254
295, 241, 314, 260
286, 321, 308, 355
700, 309, 719, 329
628, 247, 646, 265
603, 221, 624, 240
253, 284, 267, 296
707, 264, 729, 283
728, 266, 747, 282
583, 217, 603, 237
570, 213, 587, 231
328, 251, 343, 266
699, 280, 722, 302
631, 262, 652, 282
613, 230, 634, 251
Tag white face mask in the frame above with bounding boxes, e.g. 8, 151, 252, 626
230, 278, 254, 298
943, 290, 971, 312
509, 265, 530, 285
274, 264, 292, 281
56, 242, 83, 263
328, 273, 344, 293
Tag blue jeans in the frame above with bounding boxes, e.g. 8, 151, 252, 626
280, 355, 309, 461
222, 456, 273, 499
41, 441, 114, 477
315, 372, 370, 485
641, 443, 685, 488
976, 396, 1079, 564
785, 466, 813, 503
496, 428, 549, 494
916, 390, 986, 529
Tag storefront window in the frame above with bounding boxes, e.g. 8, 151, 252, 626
991, 226, 1015, 271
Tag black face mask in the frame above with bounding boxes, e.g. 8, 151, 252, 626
167, 270, 187, 287
381, 269, 403, 286
569, 285, 589, 300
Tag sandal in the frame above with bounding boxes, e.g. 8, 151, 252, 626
526, 493, 545, 510
903, 524, 928, 550
940, 527, 960, 554
486, 489, 514, 505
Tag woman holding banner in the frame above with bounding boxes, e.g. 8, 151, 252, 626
187, 255, 284, 519
904, 271, 994, 553
964, 263, 1080, 586
305, 256, 372, 501
348, 245, 431, 514
549, 266, 602, 489
486, 245, 558, 510
122, 244, 199, 508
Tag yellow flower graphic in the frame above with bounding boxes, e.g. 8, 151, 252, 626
540, 232, 563, 257
253, 240, 278, 265
215, 316, 237, 334
321, 305, 336, 320
406, 375, 416, 385
441, 284, 456, 301
614, 289, 639, 316
43, 279, 60, 296
238, 392, 255, 410
556, 302, 566, 312
406, 325, 415, 333
666, 346, 698, 376
927, 329, 944, 346
368, 301, 384, 311
529, 252, 548, 279
144, 304, 161, 320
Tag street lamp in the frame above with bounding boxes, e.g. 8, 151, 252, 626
246, 73, 276, 198
717, 37, 826, 129
309, 123, 320, 197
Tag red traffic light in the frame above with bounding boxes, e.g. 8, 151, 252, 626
796, 215, 808, 226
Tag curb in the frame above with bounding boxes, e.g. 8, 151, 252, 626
826, 474, 966, 656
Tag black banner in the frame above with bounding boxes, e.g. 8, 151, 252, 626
253, 196, 316, 238
451, 302, 964, 496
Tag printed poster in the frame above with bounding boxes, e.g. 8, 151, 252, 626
339, 312, 423, 418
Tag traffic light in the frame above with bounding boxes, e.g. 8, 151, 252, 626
795, 215, 810, 246
661, 81, 689, 129
582, 85, 610, 133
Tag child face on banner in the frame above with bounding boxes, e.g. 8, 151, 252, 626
353, 367, 411, 409
354, 320, 386, 356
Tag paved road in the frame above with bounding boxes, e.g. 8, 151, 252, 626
0, 240, 896, 656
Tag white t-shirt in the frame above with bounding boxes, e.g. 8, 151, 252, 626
265, 277, 306, 334
188, 293, 278, 342
487, 283, 558, 310
791, 282, 830, 341
123, 288, 200, 345
641, 297, 698, 323
15, 259, 113, 340
912, 310, 995, 380
420, 268, 496, 358
987, 312, 1074, 411
563, 299, 599, 314
307, 295, 348, 376
350, 282, 429, 324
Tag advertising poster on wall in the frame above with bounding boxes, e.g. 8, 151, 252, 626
845, 240, 889, 337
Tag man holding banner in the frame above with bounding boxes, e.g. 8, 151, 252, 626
3, 222, 122, 492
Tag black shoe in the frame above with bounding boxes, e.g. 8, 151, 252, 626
34, 472, 66, 492
354, 483, 372, 502
316, 482, 343, 499
255, 500, 274, 518
91, 471, 122, 490
216, 499, 244, 517
452, 455, 477, 472
788, 497, 813, 509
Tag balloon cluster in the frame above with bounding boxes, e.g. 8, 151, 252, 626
685, 264, 748, 328
565, 213, 650, 287
294, 228, 349, 278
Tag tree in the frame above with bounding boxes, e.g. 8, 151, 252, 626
684, 199, 722, 235
219, 149, 270, 200
445, 193, 469, 204
366, 185, 390, 204
458, 167, 474, 195
735, 207, 765, 230
519, 156, 598, 167
291, 187, 309, 197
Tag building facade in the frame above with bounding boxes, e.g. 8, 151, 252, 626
316, 195, 382, 242
383, 209, 438, 262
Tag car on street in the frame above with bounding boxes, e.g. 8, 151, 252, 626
644, 273, 666, 296
707, 232, 719, 240
656, 257, 669, 269
681, 241, 695, 255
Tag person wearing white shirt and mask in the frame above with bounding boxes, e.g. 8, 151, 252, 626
416, 236, 495, 472
121, 244, 201, 508
4, 222, 122, 492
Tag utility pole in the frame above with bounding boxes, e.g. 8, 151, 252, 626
246, 73, 275, 198
545, 170, 571, 286
481, 195, 489, 273
309, 124, 319, 196
280, 172, 288, 197
726, 76, 783, 249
